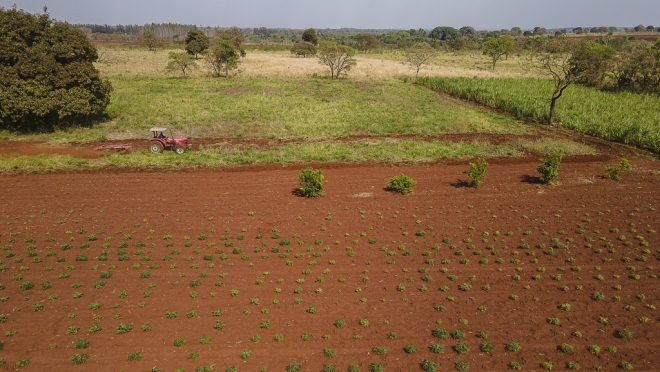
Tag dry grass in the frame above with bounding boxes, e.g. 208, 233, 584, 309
95, 47, 536, 80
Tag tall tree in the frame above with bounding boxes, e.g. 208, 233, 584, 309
217, 26, 245, 47
185, 29, 209, 59
430, 26, 458, 41
510, 27, 522, 36
317, 42, 356, 79
354, 34, 380, 53
302, 28, 318, 45
290, 42, 317, 58
205, 39, 246, 77
482, 36, 515, 70
404, 43, 437, 77
141, 30, 161, 51
0, 7, 112, 132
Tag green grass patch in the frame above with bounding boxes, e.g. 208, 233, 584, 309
102, 76, 527, 138
417, 76, 660, 152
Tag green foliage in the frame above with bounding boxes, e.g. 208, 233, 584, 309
482, 36, 515, 70
537, 149, 563, 185
298, 167, 327, 197
302, 28, 318, 45
506, 342, 522, 352
127, 352, 142, 361
185, 29, 209, 58
286, 363, 302, 372
417, 76, 660, 152
290, 42, 317, 58
463, 158, 488, 187
616, 328, 633, 339
206, 40, 246, 78
606, 158, 632, 181
386, 174, 417, 194
403, 344, 417, 354
317, 42, 357, 79
420, 359, 439, 372
70, 354, 88, 365
454, 361, 469, 371
0, 8, 112, 131
369, 363, 385, 372
166, 52, 198, 77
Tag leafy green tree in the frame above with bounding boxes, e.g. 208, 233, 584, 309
533, 27, 547, 35
405, 43, 437, 77
510, 27, 522, 36
430, 26, 458, 41
216, 26, 245, 47
482, 36, 515, 70
302, 28, 318, 45
165, 52, 197, 77
354, 34, 380, 53
205, 40, 246, 77
141, 30, 161, 51
317, 42, 357, 79
0, 7, 112, 132
290, 42, 317, 57
185, 29, 209, 59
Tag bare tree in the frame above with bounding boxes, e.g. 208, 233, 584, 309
531, 38, 589, 125
317, 42, 357, 79
404, 42, 437, 77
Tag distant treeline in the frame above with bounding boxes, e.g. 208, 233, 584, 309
75, 22, 659, 47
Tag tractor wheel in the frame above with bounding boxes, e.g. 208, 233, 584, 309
149, 142, 164, 154
174, 145, 186, 155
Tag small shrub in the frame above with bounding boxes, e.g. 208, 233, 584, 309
403, 344, 417, 354
420, 359, 439, 372
298, 167, 327, 198
537, 149, 563, 185
429, 342, 444, 353
463, 158, 488, 187
480, 343, 494, 353
386, 174, 417, 194
372, 347, 387, 355
287, 363, 302, 372
509, 361, 523, 370
452, 342, 469, 354
369, 362, 385, 372
127, 352, 142, 361
70, 354, 88, 365
616, 328, 633, 339
455, 361, 469, 371
506, 342, 522, 352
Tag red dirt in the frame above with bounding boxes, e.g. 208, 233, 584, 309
0, 159, 659, 371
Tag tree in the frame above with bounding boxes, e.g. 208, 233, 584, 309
449, 37, 468, 52
533, 27, 547, 36
430, 26, 458, 41
185, 29, 209, 59
165, 52, 197, 77
141, 30, 161, 51
647, 25, 656, 32
633, 24, 645, 32
354, 34, 380, 53
531, 38, 590, 125
482, 36, 515, 70
404, 42, 437, 77
302, 28, 318, 45
459, 26, 477, 37
317, 42, 356, 79
573, 42, 616, 87
510, 27, 522, 36
206, 40, 246, 77
290, 42, 317, 57
0, 7, 112, 132
217, 26, 245, 47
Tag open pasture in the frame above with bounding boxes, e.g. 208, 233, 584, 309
0, 160, 659, 370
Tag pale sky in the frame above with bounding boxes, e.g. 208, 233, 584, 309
2, 0, 659, 30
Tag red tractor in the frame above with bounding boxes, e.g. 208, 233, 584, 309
149, 127, 192, 155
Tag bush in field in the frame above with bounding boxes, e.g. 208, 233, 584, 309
386, 174, 417, 194
463, 158, 488, 187
606, 158, 632, 181
298, 167, 327, 197
537, 149, 563, 185
290, 42, 317, 57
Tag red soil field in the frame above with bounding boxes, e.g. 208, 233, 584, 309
0, 159, 659, 371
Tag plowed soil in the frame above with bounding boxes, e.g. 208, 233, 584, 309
1, 158, 659, 371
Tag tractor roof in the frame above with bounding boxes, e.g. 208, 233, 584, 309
150, 127, 167, 132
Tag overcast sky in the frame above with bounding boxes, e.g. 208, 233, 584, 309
2, 0, 659, 30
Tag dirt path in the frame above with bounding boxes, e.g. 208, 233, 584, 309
0, 160, 659, 371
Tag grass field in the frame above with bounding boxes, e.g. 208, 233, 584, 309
417, 77, 660, 152
98, 76, 528, 140
95, 47, 533, 80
